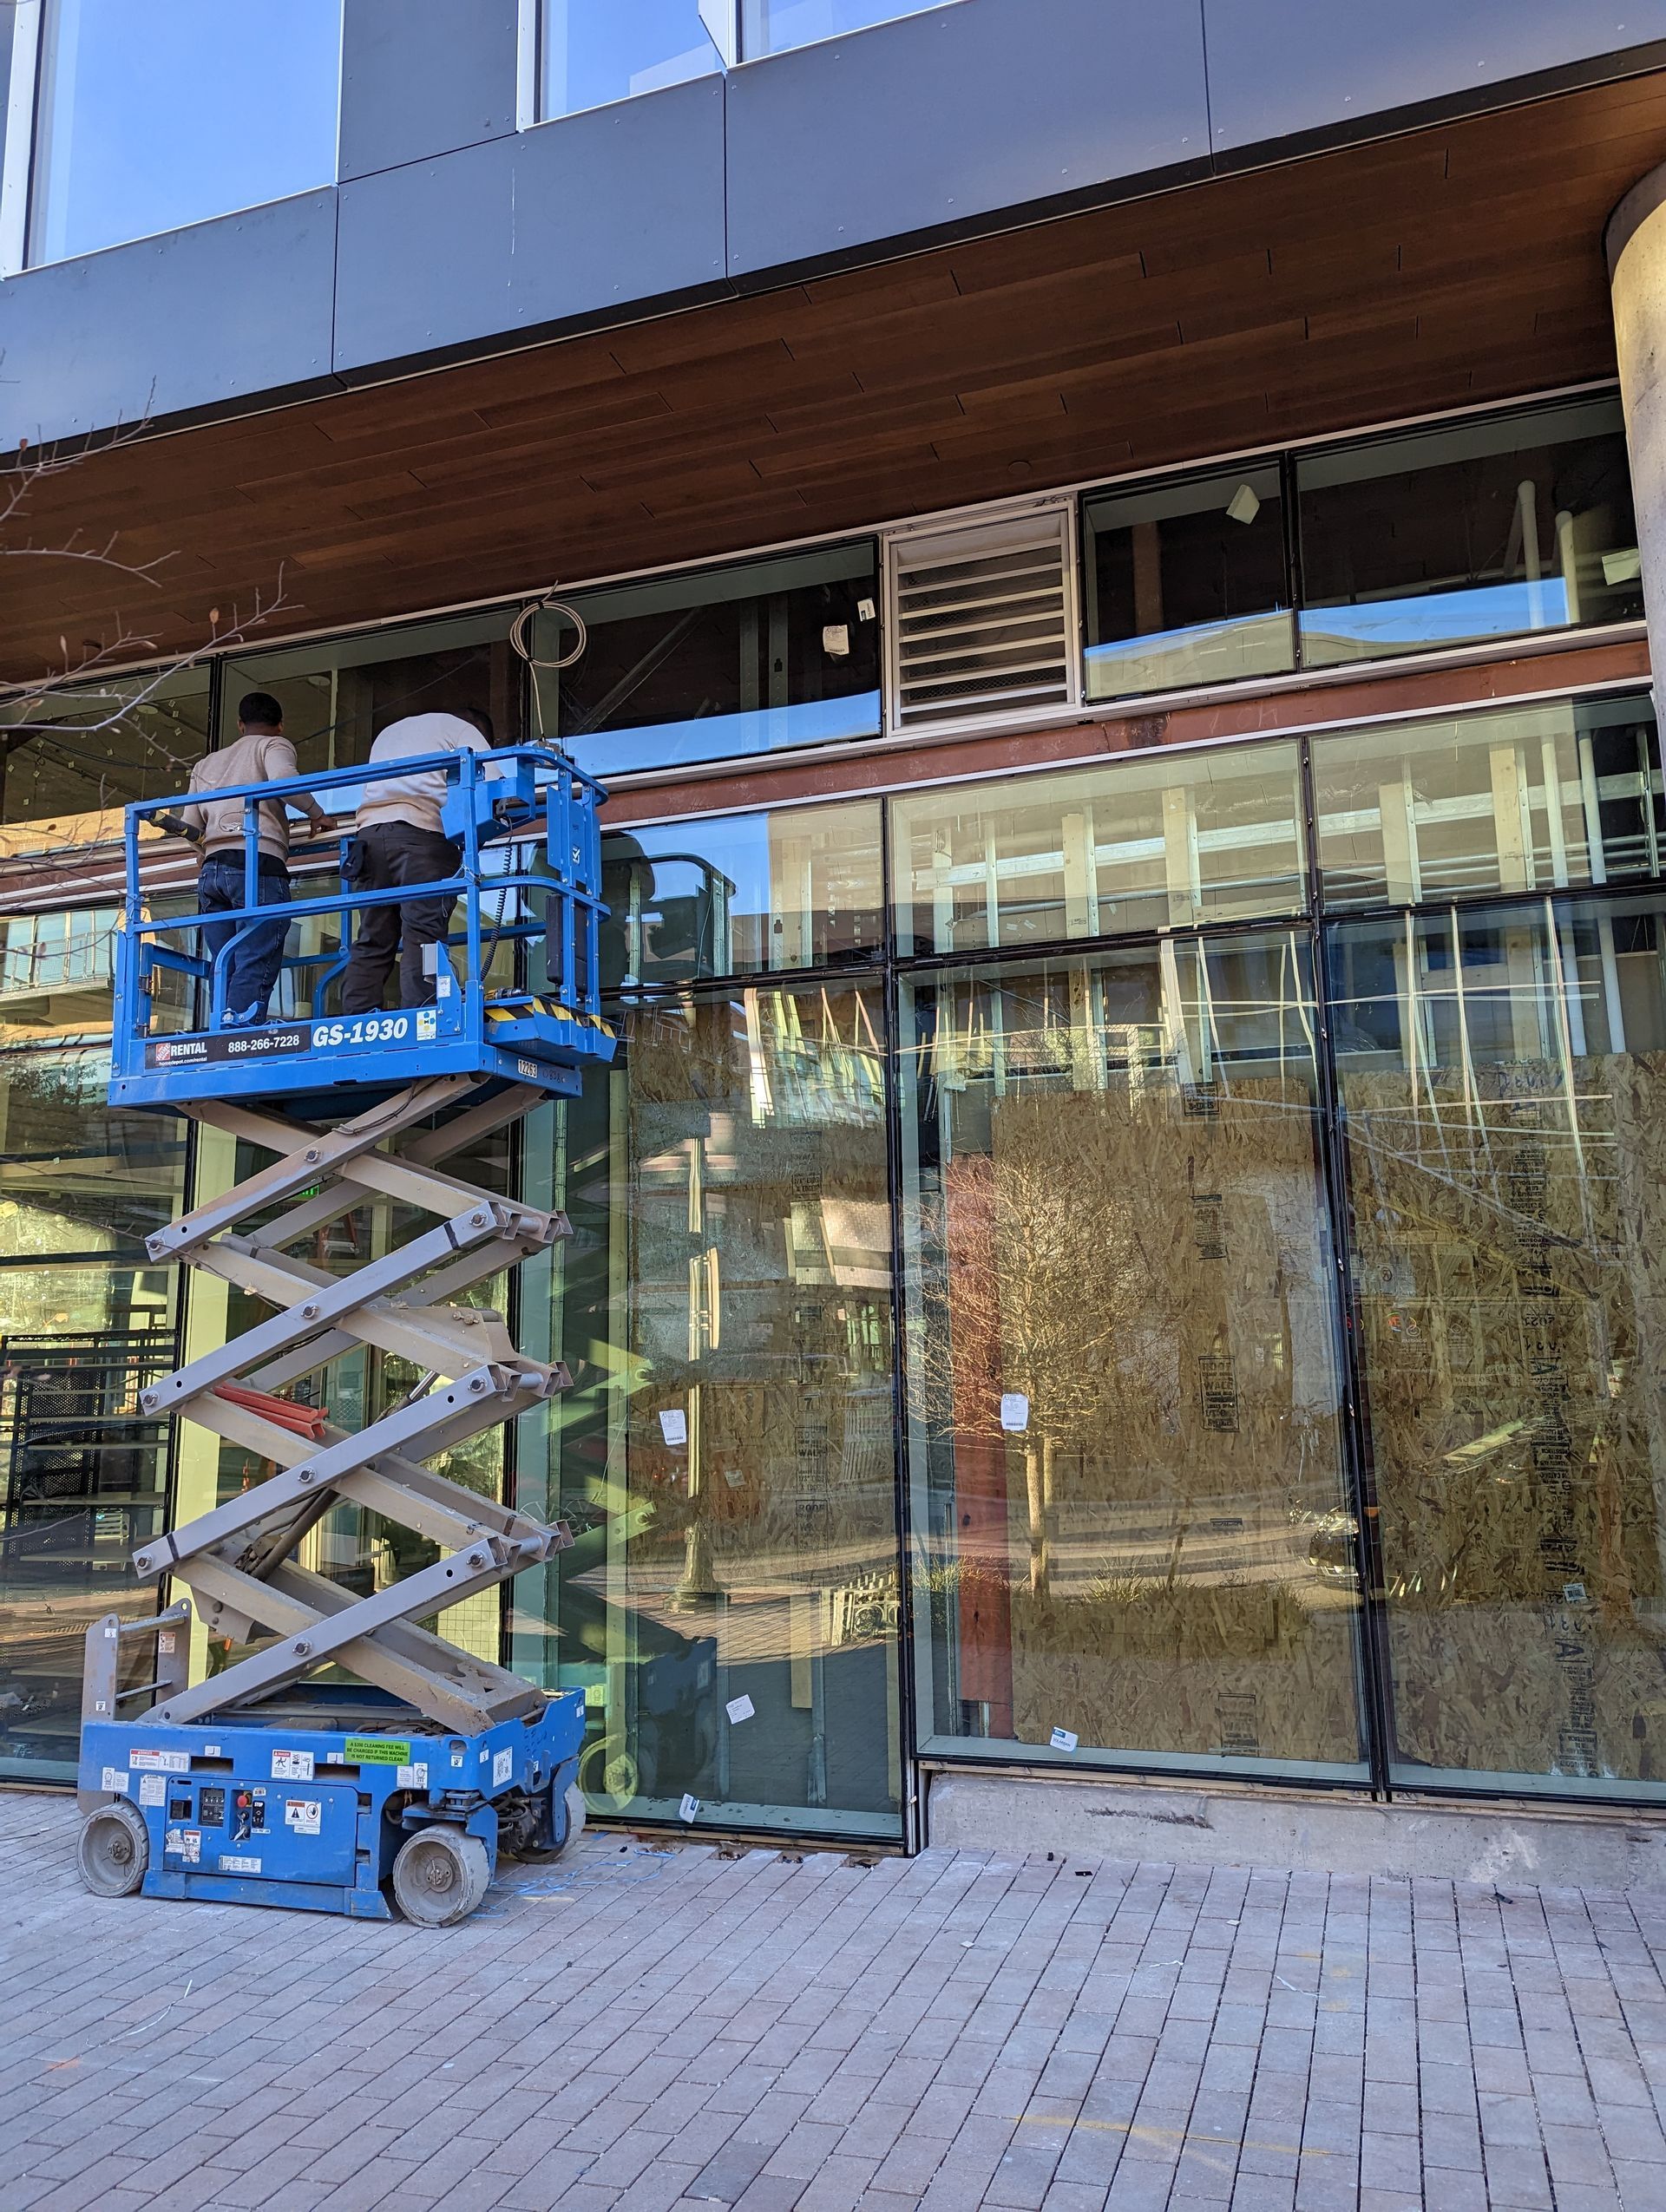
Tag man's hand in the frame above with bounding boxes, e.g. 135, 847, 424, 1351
154, 809, 202, 845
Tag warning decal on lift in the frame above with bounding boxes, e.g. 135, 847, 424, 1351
220, 1854, 261, 1874
344, 1737, 411, 1765
284, 1799, 322, 1836
166, 1829, 203, 1864
272, 1749, 315, 1782
130, 1747, 189, 1772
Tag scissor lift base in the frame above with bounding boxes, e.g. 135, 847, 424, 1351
78, 1689, 587, 1922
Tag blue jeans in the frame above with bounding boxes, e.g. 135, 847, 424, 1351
198, 856, 292, 1024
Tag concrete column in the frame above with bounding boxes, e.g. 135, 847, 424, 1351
1609, 167, 1666, 705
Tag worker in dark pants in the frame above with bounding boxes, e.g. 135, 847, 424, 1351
180, 690, 331, 1024
340, 710, 493, 1014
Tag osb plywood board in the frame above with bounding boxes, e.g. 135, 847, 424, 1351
1344, 1052, 1666, 1783
971, 1077, 1361, 1765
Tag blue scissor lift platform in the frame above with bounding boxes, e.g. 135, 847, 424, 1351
75, 743, 614, 1925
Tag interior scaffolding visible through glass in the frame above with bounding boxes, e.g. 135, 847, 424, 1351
1330, 893, 1666, 1796
890, 741, 1307, 957
900, 934, 1365, 1778
516, 982, 902, 1838
1314, 691, 1664, 909
1297, 396, 1643, 665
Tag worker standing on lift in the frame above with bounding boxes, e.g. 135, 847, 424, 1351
178, 690, 333, 1025
339, 709, 494, 1014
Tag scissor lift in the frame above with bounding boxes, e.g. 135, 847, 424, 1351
75, 743, 615, 1924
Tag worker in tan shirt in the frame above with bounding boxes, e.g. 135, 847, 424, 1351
179, 690, 331, 1024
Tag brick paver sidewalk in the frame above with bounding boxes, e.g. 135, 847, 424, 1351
2, 1790, 1665, 2211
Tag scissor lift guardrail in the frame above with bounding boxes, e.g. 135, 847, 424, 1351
75, 743, 616, 1923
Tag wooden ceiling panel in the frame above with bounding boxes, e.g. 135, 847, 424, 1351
7, 70, 1666, 685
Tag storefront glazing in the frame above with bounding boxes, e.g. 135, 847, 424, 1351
2, 665, 1664, 1820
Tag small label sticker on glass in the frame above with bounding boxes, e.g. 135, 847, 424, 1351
1050, 1728, 1079, 1753
679, 1794, 700, 1823
1000, 1393, 1030, 1433
822, 624, 851, 658
659, 1409, 687, 1447
725, 1695, 755, 1725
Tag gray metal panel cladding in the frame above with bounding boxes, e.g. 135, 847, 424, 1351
722, 0, 1211, 275
338, 0, 521, 180
0, 192, 338, 448
1203, 0, 1666, 154
331, 75, 727, 373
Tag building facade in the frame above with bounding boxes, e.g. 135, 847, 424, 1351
6, 2, 1666, 1862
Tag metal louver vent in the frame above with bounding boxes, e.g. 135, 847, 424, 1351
889, 510, 1074, 729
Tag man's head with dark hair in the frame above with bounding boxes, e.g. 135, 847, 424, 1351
462, 707, 495, 743
238, 690, 285, 732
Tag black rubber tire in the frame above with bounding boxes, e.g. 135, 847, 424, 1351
76, 1801, 148, 1898
390, 1828, 490, 1926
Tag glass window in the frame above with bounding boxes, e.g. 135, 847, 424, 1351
534, 544, 882, 776
29, 0, 343, 265
223, 607, 524, 778
901, 933, 1363, 1777
541, 1, 719, 117
742, 0, 958, 59
515, 982, 902, 1838
891, 741, 1307, 958
0, 1040, 187, 1780
1083, 464, 1295, 701
1330, 893, 1666, 1797
601, 799, 883, 988
1298, 396, 1643, 666
0, 666, 212, 862
1315, 691, 1663, 910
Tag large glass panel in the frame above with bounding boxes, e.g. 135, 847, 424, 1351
1332, 894, 1666, 1796
30, 0, 343, 265
541, 0, 718, 117
1298, 396, 1643, 665
601, 800, 884, 987
891, 741, 1307, 957
534, 543, 882, 776
1315, 691, 1663, 909
902, 934, 1364, 1777
223, 607, 523, 778
742, 0, 959, 57
0, 666, 212, 864
0, 1040, 186, 1780
1083, 464, 1295, 700
515, 982, 902, 1838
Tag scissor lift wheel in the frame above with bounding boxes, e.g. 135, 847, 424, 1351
77, 1802, 149, 1897
391, 1828, 492, 1926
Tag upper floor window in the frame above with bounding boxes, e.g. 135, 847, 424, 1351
534, 542, 882, 776
538, 1, 718, 121
739, 1, 959, 59
1297, 396, 1641, 665
1081, 396, 1643, 706
19, 0, 342, 266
